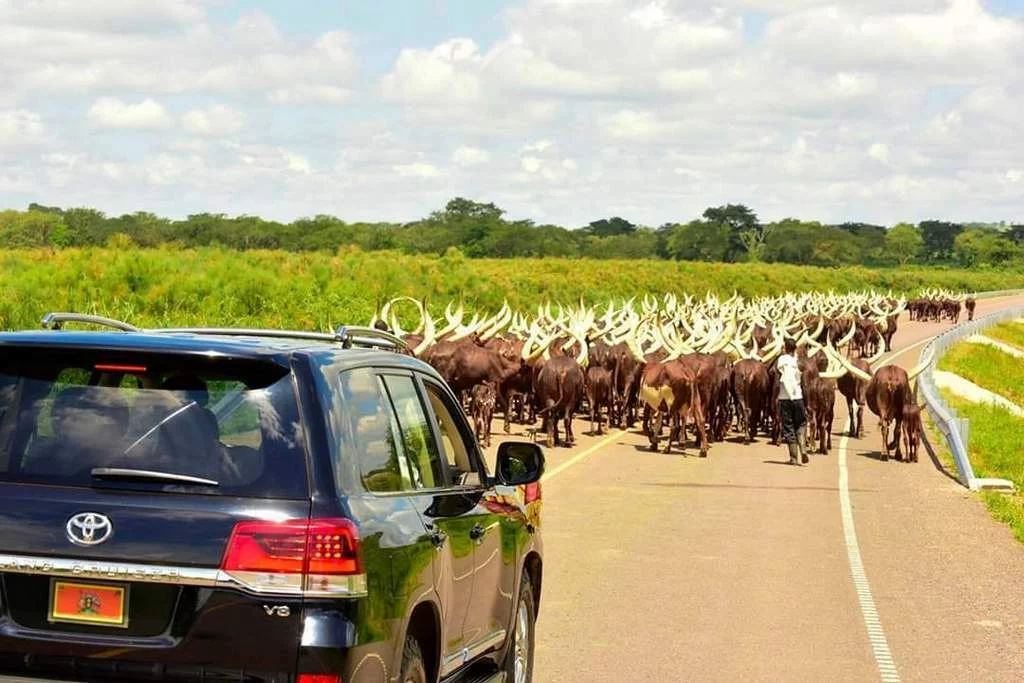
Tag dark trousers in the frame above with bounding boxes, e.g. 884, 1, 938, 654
779, 399, 806, 444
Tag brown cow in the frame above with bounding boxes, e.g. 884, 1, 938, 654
534, 355, 586, 448
804, 376, 836, 454
837, 357, 871, 438
469, 382, 497, 448
639, 359, 708, 456
609, 343, 643, 429
731, 359, 768, 444
965, 297, 976, 322
902, 402, 923, 463
866, 365, 912, 461
585, 365, 613, 435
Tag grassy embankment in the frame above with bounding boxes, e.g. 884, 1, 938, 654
938, 343, 1024, 407
3, 246, 1024, 331
935, 334, 1024, 542
936, 396, 1024, 543
984, 321, 1024, 351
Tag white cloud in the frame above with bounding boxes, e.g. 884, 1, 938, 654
87, 97, 173, 129
453, 146, 490, 166
393, 162, 444, 179
3, 0, 1024, 227
285, 152, 312, 175
0, 9, 358, 102
868, 142, 890, 165
0, 109, 45, 146
181, 105, 243, 136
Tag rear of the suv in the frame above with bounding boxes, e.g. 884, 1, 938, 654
0, 333, 362, 683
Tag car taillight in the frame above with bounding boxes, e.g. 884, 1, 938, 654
220, 518, 366, 597
297, 675, 341, 683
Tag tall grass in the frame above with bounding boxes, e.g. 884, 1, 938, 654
3, 246, 1024, 331
943, 396, 1024, 543
985, 322, 1024, 351
938, 343, 1024, 407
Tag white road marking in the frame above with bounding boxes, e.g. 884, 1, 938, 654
542, 429, 622, 482
839, 416, 901, 683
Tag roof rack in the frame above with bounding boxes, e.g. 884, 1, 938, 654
39, 313, 412, 353
41, 313, 141, 332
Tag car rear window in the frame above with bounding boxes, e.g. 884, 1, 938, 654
0, 348, 308, 498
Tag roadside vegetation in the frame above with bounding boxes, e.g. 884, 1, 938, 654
2, 246, 1024, 332
938, 343, 1024, 407
943, 396, 1024, 544
4, 197, 1024, 269
984, 321, 1024, 352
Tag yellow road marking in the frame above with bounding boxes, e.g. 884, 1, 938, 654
543, 429, 623, 483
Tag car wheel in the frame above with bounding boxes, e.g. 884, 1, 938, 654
504, 574, 536, 683
400, 635, 428, 683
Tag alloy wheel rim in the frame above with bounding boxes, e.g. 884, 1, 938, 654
514, 599, 530, 683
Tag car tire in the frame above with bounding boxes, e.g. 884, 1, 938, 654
400, 635, 428, 683
504, 573, 536, 683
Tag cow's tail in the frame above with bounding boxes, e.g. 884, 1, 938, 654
538, 369, 568, 416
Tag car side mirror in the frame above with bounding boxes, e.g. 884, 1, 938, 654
495, 442, 545, 486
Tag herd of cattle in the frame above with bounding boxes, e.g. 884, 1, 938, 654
907, 289, 976, 324
370, 288, 969, 463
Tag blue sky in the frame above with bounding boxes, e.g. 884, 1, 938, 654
2, 0, 1023, 227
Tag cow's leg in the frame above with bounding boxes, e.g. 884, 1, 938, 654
544, 412, 555, 449
500, 389, 513, 434
847, 396, 857, 436
694, 401, 709, 457
893, 414, 904, 461
565, 409, 576, 446
650, 409, 662, 452
825, 409, 833, 453
879, 419, 889, 461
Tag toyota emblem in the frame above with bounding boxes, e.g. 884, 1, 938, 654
66, 513, 113, 546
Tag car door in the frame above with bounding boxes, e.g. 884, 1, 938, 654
376, 373, 478, 670
417, 376, 512, 675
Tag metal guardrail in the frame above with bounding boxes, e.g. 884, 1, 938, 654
916, 302, 1024, 491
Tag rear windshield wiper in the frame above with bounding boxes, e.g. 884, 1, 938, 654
90, 468, 219, 487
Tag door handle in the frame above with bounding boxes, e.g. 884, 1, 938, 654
469, 524, 485, 542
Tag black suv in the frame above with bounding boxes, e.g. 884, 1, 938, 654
0, 314, 544, 683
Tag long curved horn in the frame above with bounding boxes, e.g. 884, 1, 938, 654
412, 306, 437, 357
907, 348, 935, 381
836, 353, 872, 382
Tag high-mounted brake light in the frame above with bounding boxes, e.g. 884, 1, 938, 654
220, 518, 366, 597
95, 363, 148, 373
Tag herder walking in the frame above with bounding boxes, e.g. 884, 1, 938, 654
777, 337, 808, 465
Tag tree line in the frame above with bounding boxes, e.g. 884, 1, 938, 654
2, 198, 1022, 268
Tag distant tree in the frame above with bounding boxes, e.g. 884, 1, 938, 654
1008, 225, 1024, 243
919, 220, 963, 261
62, 207, 108, 245
837, 222, 886, 237
666, 220, 731, 262
884, 223, 924, 265
584, 217, 636, 238
703, 204, 760, 261
27, 202, 62, 214
954, 229, 1019, 267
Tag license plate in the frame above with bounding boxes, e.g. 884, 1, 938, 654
49, 580, 128, 628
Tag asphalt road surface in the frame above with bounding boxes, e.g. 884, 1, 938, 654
485, 294, 1024, 683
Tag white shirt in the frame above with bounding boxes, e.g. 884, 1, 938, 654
777, 353, 803, 401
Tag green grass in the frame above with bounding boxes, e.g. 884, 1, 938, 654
1, 246, 1023, 331
944, 395, 1024, 543
985, 322, 1024, 352
938, 343, 1024, 407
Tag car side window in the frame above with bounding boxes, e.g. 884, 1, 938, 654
339, 368, 412, 494
380, 375, 445, 490
422, 380, 482, 488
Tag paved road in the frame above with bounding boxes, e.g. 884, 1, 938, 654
486, 294, 1024, 682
